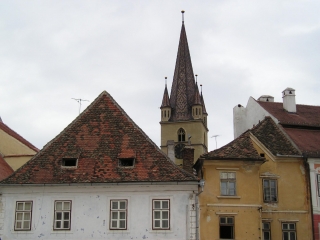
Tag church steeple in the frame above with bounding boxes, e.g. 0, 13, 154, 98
169, 12, 197, 121
160, 11, 209, 164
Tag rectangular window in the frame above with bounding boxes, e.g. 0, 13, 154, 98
317, 175, 320, 197
220, 172, 236, 196
118, 158, 135, 167
263, 179, 277, 202
219, 216, 234, 239
282, 223, 296, 240
152, 199, 170, 230
54, 200, 71, 230
14, 201, 32, 231
110, 200, 127, 230
61, 158, 78, 167
262, 222, 271, 240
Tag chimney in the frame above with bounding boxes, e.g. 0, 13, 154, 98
182, 146, 194, 174
282, 87, 296, 113
167, 140, 175, 162
258, 95, 274, 102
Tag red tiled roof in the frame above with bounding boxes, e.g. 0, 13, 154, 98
0, 121, 39, 152
258, 101, 320, 127
0, 155, 13, 181
251, 117, 301, 156
283, 128, 320, 157
1, 91, 197, 184
200, 131, 264, 161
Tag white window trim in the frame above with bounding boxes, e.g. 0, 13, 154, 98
148, 196, 173, 233
14, 201, 33, 231
109, 199, 128, 230
152, 199, 170, 230
53, 200, 72, 231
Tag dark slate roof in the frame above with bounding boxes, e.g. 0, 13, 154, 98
1, 91, 197, 184
0, 121, 39, 152
160, 84, 171, 108
258, 101, 320, 127
201, 91, 207, 115
169, 22, 200, 121
0, 155, 13, 181
193, 83, 201, 106
200, 131, 264, 161
251, 117, 301, 156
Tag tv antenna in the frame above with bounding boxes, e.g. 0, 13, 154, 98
72, 98, 89, 115
211, 135, 220, 149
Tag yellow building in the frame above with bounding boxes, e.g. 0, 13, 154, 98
0, 118, 38, 171
194, 117, 313, 240
160, 12, 208, 165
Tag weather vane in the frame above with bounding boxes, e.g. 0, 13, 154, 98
72, 98, 89, 115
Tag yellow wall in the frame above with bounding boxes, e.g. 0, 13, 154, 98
198, 140, 312, 240
160, 120, 208, 163
0, 129, 37, 170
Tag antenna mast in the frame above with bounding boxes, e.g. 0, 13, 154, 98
72, 98, 89, 115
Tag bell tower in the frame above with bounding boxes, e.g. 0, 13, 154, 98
160, 11, 208, 165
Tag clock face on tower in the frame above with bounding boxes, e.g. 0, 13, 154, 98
175, 143, 185, 159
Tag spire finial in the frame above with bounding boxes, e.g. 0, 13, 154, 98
165, 76, 167, 85
200, 84, 203, 93
195, 74, 198, 83
181, 10, 185, 23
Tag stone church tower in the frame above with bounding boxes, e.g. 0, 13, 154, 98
160, 12, 208, 165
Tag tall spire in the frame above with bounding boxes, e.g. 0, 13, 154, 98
169, 11, 196, 121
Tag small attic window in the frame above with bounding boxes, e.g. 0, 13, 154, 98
260, 153, 265, 158
62, 158, 78, 167
119, 158, 135, 167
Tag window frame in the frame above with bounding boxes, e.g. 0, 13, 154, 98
219, 216, 234, 239
263, 179, 278, 203
53, 200, 72, 231
109, 199, 128, 230
220, 172, 236, 196
14, 201, 33, 231
262, 222, 271, 240
282, 222, 296, 240
177, 128, 186, 142
317, 174, 320, 197
152, 199, 170, 230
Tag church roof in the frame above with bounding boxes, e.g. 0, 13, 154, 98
1, 91, 197, 184
160, 84, 171, 108
193, 82, 201, 106
200, 90, 207, 115
169, 22, 197, 121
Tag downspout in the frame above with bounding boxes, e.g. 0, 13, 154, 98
196, 179, 205, 240
304, 155, 315, 240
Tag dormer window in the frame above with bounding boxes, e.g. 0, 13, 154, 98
119, 158, 135, 167
62, 158, 78, 168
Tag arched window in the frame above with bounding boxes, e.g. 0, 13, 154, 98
178, 128, 186, 142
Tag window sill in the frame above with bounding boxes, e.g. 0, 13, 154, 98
217, 196, 241, 199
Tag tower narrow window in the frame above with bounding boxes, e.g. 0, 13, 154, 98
178, 128, 185, 142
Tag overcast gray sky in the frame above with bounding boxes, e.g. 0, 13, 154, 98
1, 0, 319, 152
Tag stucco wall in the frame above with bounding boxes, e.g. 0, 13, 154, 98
0, 184, 197, 240
160, 120, 208, 163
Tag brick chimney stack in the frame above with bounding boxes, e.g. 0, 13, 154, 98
182, 146, 195, 175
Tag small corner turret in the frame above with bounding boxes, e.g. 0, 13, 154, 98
160, 77, 171, 122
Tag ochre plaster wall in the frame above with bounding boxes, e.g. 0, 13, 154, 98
199, 143, 312, 239
0, 129, 37, 170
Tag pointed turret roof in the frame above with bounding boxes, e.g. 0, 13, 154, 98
169, 21, 197, 121
193, 82, 201, 106
160, 84, 171, 108
1, 91, 197, 184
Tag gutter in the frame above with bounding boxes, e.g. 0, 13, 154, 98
195, 179, 205, 240
304, 155, 315, 240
